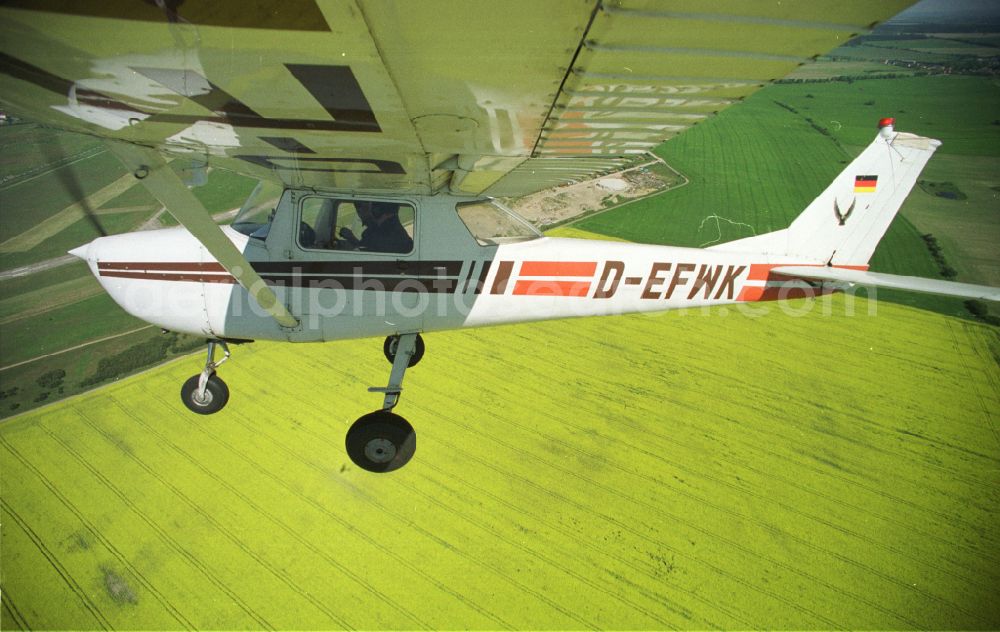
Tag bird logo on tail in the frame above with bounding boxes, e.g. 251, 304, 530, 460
834, 197, 856, 226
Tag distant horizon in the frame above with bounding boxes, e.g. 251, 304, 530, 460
886, 0, 1000, 27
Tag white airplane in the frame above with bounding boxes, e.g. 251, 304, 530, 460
1, 2, 997, 472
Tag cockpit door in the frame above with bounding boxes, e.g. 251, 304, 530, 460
291, 195, 423, 339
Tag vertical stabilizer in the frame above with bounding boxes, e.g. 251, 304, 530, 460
711, 120, 940, 265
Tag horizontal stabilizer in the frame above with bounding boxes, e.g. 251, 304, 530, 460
772, 266, 1000, 301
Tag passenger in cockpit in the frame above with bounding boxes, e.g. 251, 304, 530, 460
340, 202, 412, 253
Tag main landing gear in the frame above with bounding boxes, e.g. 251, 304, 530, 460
345, 333, 423, 473
180, 340, 231, 414
178, 334, 425, 473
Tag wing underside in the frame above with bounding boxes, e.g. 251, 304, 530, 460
0, 0, 912, 197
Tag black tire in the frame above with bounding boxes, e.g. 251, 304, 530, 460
383, 334, 424, 367
180, 374, 230, 414
345, 411, 416, 473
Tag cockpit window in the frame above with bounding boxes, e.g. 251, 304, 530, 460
456, 199, 542, 246
298, 197, 414, 254
231, 180, 283, 239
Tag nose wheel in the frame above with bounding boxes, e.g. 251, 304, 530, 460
181, 373, 229, 413
383, 333, 424, 366
346, 332, 422, 473
180, 340, 231, 414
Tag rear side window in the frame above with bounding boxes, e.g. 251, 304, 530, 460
456, 200, 541, 246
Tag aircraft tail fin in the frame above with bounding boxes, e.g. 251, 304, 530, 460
711, 120, 941, 266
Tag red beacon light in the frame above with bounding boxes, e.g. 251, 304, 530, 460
878, 117, 895, 140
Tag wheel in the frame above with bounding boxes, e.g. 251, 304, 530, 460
345, 411, 416, 473
383, 334, 424, 367
180, 374, 230, 414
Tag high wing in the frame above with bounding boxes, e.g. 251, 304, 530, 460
0, 0, 912, 197
772, 266, 1000, 302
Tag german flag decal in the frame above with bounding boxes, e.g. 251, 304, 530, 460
854, 175, 878, 193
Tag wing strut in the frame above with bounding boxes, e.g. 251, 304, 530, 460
106, 142, 300, 329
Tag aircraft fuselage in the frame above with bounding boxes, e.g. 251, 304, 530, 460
72, 192, 845, 342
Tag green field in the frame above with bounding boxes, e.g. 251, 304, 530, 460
0, 123, 257, 417
2, 296, 998, 629
831, 43, 965, 63
768, 76, 1000, 156
0, 294, 147, 367
0, 149, 126, 246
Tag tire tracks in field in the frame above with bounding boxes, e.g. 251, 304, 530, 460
951, 320, 1000, 451
653, 318, 1000, 471
0, 437, 193, 630
404, 393, 930, 629
104, 400, 431, 631
0, 501, 109, 630
0, 584, 31, 631
207, 401, 598, 629
28, 421, 269, 630
291, 418, 696, 630
73, 406, 358, 631
470, 338, 1000, 589
433, 332, 1000, 550
418, 382, 993, 627
302, 418, 728, 629
748, 309, 995, 436
142, 391, 514, 631
649, 353, 1000, 537
551, 320, 1000, 515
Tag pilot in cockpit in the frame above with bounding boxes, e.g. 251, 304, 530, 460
339, 201, 413, 253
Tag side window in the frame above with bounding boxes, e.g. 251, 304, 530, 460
456, 200, 541, 245
298, 198, 415, 254
299, 198, 336, 249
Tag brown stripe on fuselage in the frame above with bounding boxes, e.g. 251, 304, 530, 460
98, 269, 462, 293
99, 270, 236, 284
97, 260, 464, 276
490, 261, 514, 295
98, 261, 227, 272
473, 261, 492, 295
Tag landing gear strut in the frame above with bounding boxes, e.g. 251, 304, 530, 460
180, 340, 230, 414
345, 333, 421, 473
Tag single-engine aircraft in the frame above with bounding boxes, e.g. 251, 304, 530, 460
2, 1, 997, 472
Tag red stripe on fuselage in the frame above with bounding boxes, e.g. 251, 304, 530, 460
519, 261, 597, 277
512, 280, 591, 297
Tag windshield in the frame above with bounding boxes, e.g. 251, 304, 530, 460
231, 180, 283, 239
456, 199, 542, 245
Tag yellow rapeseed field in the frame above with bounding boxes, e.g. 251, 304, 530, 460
2, 296, 999, 629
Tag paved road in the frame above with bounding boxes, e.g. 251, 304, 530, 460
0, 254, 80, 280
0, 325, 155, 372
